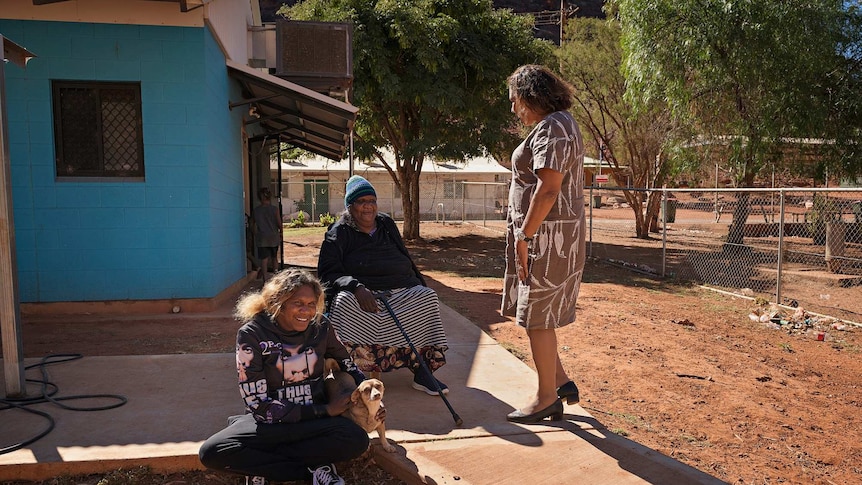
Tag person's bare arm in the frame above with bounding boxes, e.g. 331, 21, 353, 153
516, 168, 563, 281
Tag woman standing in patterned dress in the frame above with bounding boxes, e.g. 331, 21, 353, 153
502, 64, 586, 423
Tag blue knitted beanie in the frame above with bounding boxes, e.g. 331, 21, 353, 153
344, 175, 376, 206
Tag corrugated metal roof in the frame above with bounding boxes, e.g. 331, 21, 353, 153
272, 151, 511, 175
273, 150, 600, 174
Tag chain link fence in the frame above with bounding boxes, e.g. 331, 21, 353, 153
273, 178, 861, 324
275, 180, 508, 223
586, 187, 862, 324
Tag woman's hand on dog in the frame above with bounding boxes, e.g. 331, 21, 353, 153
376, 402, 386, 422
325, 392, 353, 416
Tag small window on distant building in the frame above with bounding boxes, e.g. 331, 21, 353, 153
444, 180, 465, 198
52, 81, 145, 178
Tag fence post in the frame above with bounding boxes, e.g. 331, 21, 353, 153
482, 184, 487, 227
661, 187, 667, 277
776, 190, 785, 306
390, 182, 396, 220
588, 185, 593, 257
311, 180, 317, 221
461, 183, 466, 223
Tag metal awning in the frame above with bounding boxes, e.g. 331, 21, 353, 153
3, 36, 37, 68
227, 60, 357, 161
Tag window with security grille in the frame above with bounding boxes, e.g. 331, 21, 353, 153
444, 180, 464, 199
52, 81, 145, 178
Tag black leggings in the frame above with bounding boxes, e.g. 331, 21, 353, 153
199, 413, 369, 481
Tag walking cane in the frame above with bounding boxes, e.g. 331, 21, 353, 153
375, 291, 463, 426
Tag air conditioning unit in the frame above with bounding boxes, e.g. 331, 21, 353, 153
276, 20, 353, 95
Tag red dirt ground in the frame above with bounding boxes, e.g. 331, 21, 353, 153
17, 223, 862, 485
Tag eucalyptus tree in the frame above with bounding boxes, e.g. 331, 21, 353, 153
281, 0, 552, 239
614, 0, 862, 244
558, 17, 684, 238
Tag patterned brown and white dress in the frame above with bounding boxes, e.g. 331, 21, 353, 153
502, 110, 586, 329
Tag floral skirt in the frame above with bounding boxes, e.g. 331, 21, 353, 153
343, 343, 448, 374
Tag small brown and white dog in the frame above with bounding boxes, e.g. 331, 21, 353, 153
323, 359, 396, 452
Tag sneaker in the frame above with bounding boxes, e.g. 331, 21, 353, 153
246, 477, 266, 485
309, 464, 344, 485
412, 367, 449, 395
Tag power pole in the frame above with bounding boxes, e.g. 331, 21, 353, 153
560, 0, 565, 42
521, 1, 579, 46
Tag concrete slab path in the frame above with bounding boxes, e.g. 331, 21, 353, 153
1, 303, 726, 484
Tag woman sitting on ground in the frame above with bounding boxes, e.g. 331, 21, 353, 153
317, 175, 450, 396
199, 269, 373, 485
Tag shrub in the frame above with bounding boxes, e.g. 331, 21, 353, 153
288, 210, 307, 228
319, 212, 336, 226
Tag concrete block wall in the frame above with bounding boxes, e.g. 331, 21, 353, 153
0, 19, 245, 302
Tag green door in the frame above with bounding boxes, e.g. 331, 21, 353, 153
303, 179, 329, 220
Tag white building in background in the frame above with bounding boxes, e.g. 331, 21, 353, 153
270, 152, 513, 222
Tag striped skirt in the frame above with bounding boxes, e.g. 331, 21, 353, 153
328, 286, 449, 373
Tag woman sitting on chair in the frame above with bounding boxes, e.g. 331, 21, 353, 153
317, 175, 449, 395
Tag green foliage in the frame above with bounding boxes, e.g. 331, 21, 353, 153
288, 210, 307, 228
284, 225, 328, 238
558, 17, 683, 238
613, 0, 862, 183
280, 0, 551, 238
319, 212, 336, 226
272, 143, 315, 163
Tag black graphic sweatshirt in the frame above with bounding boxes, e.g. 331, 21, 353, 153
235, 312, 364, 424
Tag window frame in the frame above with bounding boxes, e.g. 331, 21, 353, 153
51, 80, 145, 181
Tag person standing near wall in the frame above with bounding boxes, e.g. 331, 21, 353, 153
253, 187, 282, 283
501, 64, 586, 423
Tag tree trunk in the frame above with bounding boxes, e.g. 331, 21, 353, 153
647, 192, 662, 234
621, 189, 652, 239
722, 143, 761, 246
399, 158, 422, 240
725, 170, 757, 246
725, 191, 751, 246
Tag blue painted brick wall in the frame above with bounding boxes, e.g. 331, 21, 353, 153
1, 20, 246, 302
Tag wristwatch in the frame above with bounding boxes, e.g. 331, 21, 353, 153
514, 228, 533, 242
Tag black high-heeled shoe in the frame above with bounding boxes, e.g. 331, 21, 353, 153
506, 399, 563, 423
557, 381, 580, 404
